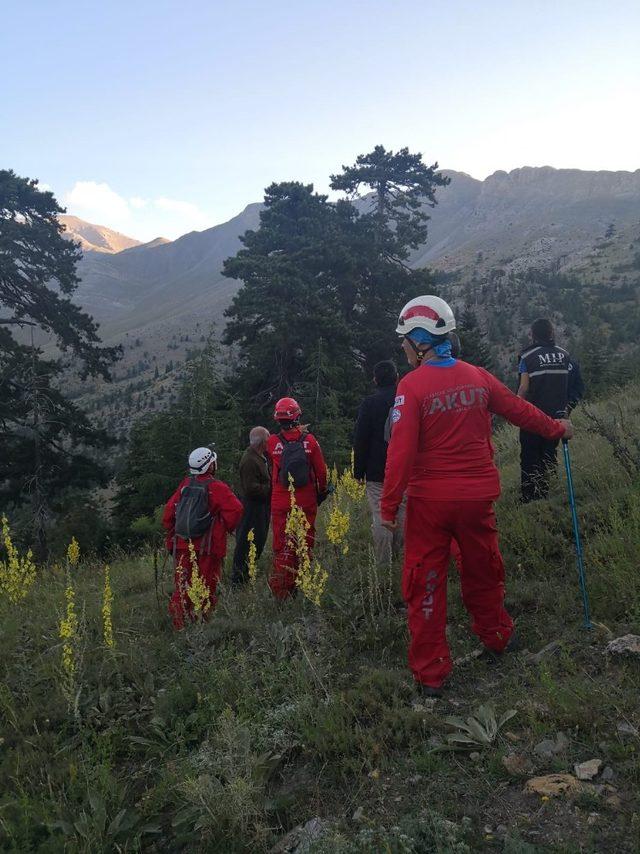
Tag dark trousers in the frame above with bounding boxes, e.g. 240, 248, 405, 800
520, 431, 559, 502
231, 499, 270, 584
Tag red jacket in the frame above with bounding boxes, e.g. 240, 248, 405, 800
266, 428, 328, 512
381, 359, 565, 520
162, 474, 243, 557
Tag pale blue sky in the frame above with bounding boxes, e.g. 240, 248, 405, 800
2, 0, 639, 240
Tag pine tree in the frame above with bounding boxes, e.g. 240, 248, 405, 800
0, 170, 117, 555
458, 308, 496, 372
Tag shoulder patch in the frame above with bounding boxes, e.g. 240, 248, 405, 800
394, 394, 405, 406
391, 408, 402, 424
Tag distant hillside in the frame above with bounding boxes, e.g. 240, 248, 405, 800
59, 215, 151, 254
65, 166, 640, 435
72, 166, 640, 347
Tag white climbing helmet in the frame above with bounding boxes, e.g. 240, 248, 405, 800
188, 447, 217, 474
396, 295, 456, 336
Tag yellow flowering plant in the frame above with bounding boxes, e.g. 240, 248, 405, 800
67, 537, 80, 568
285, 476, 328, 606
0, 515, 37, 603
59, 575, 78, 679
186, 540, 211, 618
102, 565, 115, 649
247, 528, 258, 584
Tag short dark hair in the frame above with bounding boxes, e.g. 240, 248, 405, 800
373, 360, 398, 387
531, 318, 554, 344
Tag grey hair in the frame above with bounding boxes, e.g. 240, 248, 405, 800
249, 426, 269, 448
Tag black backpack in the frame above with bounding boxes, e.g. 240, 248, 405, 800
278, 433, 310, 488
174, 476, 214, 540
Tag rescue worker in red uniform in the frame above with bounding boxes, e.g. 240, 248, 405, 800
266, 398, 328, 600
162, 447, 243, 629
381, 297, 573, 696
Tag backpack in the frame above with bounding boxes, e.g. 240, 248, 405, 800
174, 476, 215, 540
278, 433, 310, 488
383, 406, 394, 444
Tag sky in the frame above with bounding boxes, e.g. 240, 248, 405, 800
2, 0, 639, 241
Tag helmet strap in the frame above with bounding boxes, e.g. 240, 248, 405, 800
405, 336, 433, 364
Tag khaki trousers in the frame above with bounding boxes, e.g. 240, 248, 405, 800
366, 481, 406, 565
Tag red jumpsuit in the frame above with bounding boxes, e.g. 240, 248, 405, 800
266, 428, 328, 600
162, 474, 243, 629
381, 359, 565, 689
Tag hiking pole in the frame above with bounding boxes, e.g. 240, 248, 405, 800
557, 414, 593, 629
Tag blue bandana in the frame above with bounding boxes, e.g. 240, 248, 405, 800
407, 327, 453, 358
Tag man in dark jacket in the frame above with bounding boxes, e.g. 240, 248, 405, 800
231, 427, 272, 585
353, 360, 405, 564
517, 318, 571, 502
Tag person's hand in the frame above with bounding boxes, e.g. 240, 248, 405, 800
381, 518, 397, 531
559, 418, 574, 440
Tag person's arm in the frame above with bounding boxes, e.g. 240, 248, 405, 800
352, 399, 371, 481
309, 436, 328, 494
213, 483, 244, 533
242, 456, 271, 500
517, 356, 529, 398
484, 370, 569, 439
380, 385, 421, 524
161, 484, 182, 532
568, 359, 585, 411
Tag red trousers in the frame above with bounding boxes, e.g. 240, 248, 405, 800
403, 499, 514, 688
269, 506, 317, 600
169, 550, 222, 630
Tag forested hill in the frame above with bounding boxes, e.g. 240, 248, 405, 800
67, 166, 640, 437
71, 166, 640, 349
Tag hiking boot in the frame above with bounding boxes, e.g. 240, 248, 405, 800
417, 683, 444, 699
480, 632, 520, 663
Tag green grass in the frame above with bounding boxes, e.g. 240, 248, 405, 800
1, 386, 640, 852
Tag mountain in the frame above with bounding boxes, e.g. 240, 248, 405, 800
66, 165, 640, 434
59, 215, 162, 254
72, 166, 640, 347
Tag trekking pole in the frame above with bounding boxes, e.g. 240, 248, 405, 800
557, 413, 593, 629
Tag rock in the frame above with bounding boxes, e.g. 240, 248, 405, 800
528, 641, 562, 664
601, 766, 615, 782
502, 753, 532, 776
605, 793, 622, 810
616, 721, 638, 739
534, 732, 568, 759
574, 759, 603, 781
605, 634, 640, 656
524, 774, 585, 798
470, 752, 481, 761
587, 812, 599, 826
270, 818, 330, 853
407, 774, 423, 784
534, 739, 558, 759
497, 825, 508, 835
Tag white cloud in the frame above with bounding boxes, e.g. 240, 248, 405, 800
65, 181, 132, 229
154, 196, 212, 231
64, 181, 215, 241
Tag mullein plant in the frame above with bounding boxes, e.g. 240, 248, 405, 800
285, 476, 328, 606
247, 529, 258, 584
0, 515, 37, 603
187, 540, 211, 618
102, 565, 115, 649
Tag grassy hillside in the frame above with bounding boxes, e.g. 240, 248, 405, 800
1, 387, 639, 852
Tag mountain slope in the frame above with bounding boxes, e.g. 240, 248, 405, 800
59, 215, 147, 254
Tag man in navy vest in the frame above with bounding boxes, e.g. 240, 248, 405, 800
517, 318, 571, 502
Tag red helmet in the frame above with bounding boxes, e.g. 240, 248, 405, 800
274, 397, 301, 420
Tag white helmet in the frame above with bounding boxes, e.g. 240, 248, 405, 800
396, 295, 456, 336
188, 447, 217, 474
